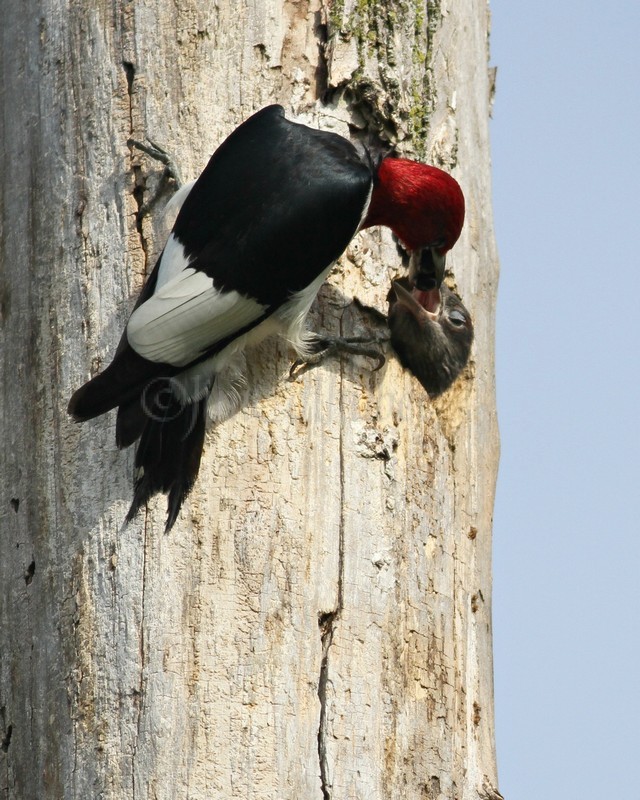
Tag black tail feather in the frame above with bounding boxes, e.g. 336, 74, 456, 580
124, 382, 208, 532
165, 404, 208, 531
68, 346, 174, 422
116, 398, 149, 449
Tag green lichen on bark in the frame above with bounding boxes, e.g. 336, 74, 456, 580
328, 0, 347, 34
408, 0, 442, 156
325, 0, 444, 155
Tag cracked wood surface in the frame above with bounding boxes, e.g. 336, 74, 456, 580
0, 1, 500, 798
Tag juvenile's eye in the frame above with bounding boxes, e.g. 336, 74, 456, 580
448, 309, 467, 327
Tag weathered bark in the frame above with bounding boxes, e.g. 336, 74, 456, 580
0, 1, 500, 798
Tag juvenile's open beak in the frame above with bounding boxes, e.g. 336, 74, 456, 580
391, 279, 441, 321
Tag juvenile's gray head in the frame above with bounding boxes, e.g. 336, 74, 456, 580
388, 277, 473, 397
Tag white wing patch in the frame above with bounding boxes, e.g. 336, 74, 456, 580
127, 268, 268, 367
157, 233, 192, 288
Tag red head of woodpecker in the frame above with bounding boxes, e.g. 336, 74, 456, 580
388, 277, 473, 397
363, 157, 465, 289
68, 105, 466, 530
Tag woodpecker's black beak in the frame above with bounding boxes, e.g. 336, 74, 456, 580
410, 246, 446, 292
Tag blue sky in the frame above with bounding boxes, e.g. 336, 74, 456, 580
490, 1, 640, 797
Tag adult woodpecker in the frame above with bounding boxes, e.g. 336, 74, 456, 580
388, 277, 473, 397
68, 104, 465, 530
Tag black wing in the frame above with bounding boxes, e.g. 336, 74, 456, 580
173, 104, 373, 305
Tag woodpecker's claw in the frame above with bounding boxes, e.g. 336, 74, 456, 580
289, 336, 388, 380
128, 138, 183, 187
128, 138, 183, 218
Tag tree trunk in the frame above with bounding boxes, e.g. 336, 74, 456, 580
0, 1, 500, 798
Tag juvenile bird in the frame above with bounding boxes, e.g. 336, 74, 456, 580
388, 277, 473, 397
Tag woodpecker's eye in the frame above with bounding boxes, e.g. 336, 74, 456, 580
448, 309, 467, 327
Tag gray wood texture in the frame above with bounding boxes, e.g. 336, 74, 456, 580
0, 1, 501, 797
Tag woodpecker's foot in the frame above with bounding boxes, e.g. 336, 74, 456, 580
289, 335, 388, 380
128, 138, 183, 217
128, 138, 183, 185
